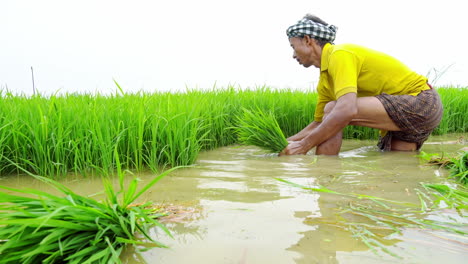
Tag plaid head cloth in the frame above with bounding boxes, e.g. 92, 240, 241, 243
286, 18, 337, 43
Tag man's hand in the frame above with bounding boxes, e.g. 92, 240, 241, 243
279, 141, 309, 156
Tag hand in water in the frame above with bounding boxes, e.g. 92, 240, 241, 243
279, 141, 308, 156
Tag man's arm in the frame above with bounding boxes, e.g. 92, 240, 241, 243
287, 121, 321, 142
281, 93, 358, 155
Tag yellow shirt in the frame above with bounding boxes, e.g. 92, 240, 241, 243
314, 43, 430, 122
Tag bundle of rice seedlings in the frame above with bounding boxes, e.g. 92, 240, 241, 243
0, 153, 179, 263
235, 107, 288, 153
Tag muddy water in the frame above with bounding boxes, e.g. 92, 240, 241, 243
1, 134, 467, 264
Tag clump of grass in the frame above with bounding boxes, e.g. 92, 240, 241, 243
235, 107, 288, 153
0, 151, 179, 263
446, 151, 468, 185
419, 150, 468, 185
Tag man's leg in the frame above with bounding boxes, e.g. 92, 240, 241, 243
315, 130, 343, 155
316, 97, 416, 153
315, 101, 343, 155
349, 97, 400, 130
349, 96, 417, 151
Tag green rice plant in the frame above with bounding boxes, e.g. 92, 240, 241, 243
181, 86, 241, 150
0, 86, 466, 177
446, 151, 468, 185
235, 107, 288, 153
343, 126, 379, 140
275, 178, 414, 207
433, 87, 468, 135
422, 184, 468, 210
418, 151, 468, 185
0, 150, 179, 263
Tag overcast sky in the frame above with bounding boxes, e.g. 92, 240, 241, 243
1, 0, 466, 95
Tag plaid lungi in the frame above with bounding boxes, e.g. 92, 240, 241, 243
375, 87, 443, 150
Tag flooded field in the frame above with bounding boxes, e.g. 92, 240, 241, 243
1, 134, 467, 264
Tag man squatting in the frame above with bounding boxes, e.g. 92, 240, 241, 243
280, 14, 443, 155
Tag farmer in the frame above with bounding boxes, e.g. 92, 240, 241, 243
281, 14, 443, 155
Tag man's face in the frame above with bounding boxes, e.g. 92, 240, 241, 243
289, 36, 321, 68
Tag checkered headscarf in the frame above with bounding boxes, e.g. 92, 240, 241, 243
286, 18, 337, 44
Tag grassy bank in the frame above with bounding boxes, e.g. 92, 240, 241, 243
0, 86, 466, 177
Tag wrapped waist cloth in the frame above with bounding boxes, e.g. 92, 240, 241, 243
375, 87, 443, 150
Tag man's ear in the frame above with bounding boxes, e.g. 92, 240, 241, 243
303, 35, 314, 46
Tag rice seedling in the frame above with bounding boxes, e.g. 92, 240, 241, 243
417, 150, 468, 211
275, 178, 415, 207
422, 184, 468, 210
235, 107, 288, 153
418, 150, 468, 185
0, 150, 180, 263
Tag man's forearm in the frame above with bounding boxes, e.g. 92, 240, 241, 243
300, 113, 349, 151
301, 95, 357, 150
287, 121, 320, 141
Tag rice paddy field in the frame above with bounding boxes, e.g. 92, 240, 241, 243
0, 86, 466, 177
0, 86, 467, 263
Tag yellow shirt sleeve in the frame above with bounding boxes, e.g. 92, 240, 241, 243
314, 94, 328, 122
314, 78, 334, 122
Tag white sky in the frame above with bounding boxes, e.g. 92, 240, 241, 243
1, 0, 467, 95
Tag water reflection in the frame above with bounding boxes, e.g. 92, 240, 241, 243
287, 193, 402, 264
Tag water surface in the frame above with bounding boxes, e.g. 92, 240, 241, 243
1, 134, 467, 264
